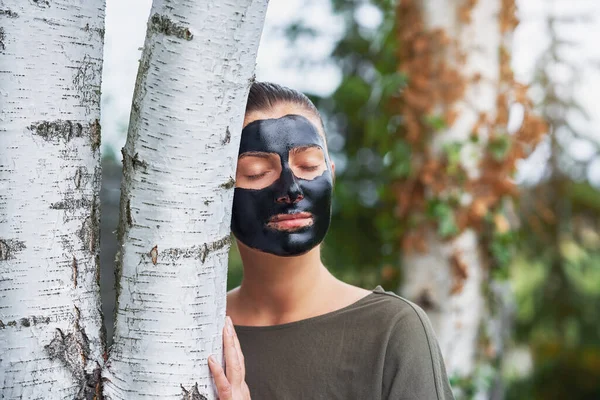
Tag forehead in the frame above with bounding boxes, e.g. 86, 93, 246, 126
239, 114, 325, 155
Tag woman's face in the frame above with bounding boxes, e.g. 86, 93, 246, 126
230, 108, 334, 257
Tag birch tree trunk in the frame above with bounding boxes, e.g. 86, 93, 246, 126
397, 0, 503, 380
0, 1, 106, 398
103, 2, 268, 399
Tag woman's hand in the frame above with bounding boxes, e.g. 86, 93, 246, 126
208, 316, 251, 400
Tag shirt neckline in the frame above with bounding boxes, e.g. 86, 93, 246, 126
233, 285, 386, 332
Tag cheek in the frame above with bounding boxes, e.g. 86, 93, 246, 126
300, 173, 333, 202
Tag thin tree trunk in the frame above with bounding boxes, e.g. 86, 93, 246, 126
103, 1, 268, 399
0, 1, 106, 398
398, 0, 501, 378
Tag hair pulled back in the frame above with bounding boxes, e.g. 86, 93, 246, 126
245, 81, 325, 132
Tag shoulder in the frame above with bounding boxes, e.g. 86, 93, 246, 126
366, 286, 435, 334
370, 286, 455, 400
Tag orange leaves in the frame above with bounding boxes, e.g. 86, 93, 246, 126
499, 0, 519, 34
393, 0, 548, 257
401, 227, 428, 254
459, 0, 480, 24
450, 250, 469, 294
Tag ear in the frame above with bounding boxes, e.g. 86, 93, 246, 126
331, 160, 336, 183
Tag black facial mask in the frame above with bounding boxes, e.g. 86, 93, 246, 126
231, 114, 333, 257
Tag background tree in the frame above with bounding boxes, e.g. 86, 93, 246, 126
393, 1, 546, 395
102, 1, 268, 399
0, 1, 106, 398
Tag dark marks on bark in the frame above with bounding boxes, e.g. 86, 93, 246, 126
0, 9, 19, 18
0, 315, 51, 329
74, 166, 90, 189
0, 8, 18, 50
181, 383, 208, 400
159, 236, 231, 265
0, 239, 26, 261
220, 177, 236, 190
90, 119, 101, 151
222, 126, 231, 145
30, 0, 51, 8
44, 307, 103, 400
34, 17, 62, 26
150, 245, 158, 265
29, 119, 101, 150
131, 152, 148, 170
94, 254, 101, 287
0, 27, 6, 52
30, 120, 83, 142
83, 22, 105, 40
76, 195, 99, 253
50, 198, 92, 210
149, 13, 193, 41
122, 149, 148, 172
45, 327, 88, 383
126, 199, 133, 226
72, 256, 78, 288
73, 54, 101, 112
80, 363, 103, 400
0, 9, 19, 52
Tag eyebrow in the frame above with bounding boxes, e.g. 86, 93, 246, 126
238, 151, 274, 160
290, 145, 322, 155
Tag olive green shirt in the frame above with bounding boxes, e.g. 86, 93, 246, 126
235, 286, 455, 400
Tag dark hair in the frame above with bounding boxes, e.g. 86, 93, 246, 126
245, 81, 325, 134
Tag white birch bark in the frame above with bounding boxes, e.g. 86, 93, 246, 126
400, 0, 501, 378
102, 1, 268, 399
0, 1, 106, 398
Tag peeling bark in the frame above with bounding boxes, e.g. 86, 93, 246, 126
0, 238, 26, 260
149, 13, 194, 41
181, 383, 208, 400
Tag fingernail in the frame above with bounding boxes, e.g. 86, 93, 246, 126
208, 355, 215, 364
226, 316, 233, 336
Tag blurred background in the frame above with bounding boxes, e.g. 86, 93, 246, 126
98, 0, 600, 399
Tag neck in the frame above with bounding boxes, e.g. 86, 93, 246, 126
235, 240, 335, 324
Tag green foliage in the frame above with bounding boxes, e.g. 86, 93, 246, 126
442, 142, 463, 176
488, 135, 511, 161
426, 199, 459, 238
423, 114, 447, 131
388, 141, 411, 178
450, 364, 497, 400
303, 0, 404, 290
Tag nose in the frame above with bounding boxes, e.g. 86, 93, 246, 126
276, 169, 304, 204
276, 192, 304, 204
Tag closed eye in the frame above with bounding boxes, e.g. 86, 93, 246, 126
246, 171, 269, 180
299, 165, 320, 171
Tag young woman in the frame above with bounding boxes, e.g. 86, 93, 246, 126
208, 82, 455, 400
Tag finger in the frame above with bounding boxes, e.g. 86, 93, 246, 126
224, 316, 243, 386
242, 382, 251, 399
231, 321, 246, 379
208, 355, 233, 400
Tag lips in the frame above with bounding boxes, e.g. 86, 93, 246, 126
267, 212, 313, 231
